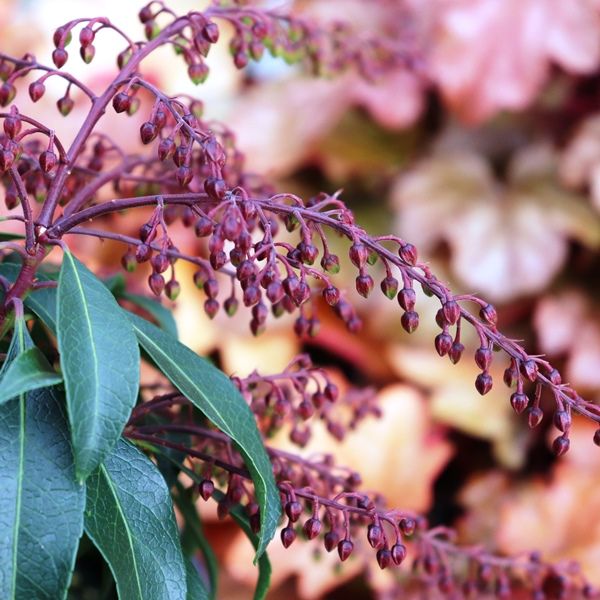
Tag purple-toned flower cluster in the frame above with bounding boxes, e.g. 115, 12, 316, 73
0, 2, 598, 597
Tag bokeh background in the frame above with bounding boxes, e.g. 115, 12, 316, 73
2, 0, 600, 597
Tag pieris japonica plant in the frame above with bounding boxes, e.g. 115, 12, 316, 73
0, 2, 598, 599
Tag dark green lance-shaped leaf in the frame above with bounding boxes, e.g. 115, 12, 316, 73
123, 292, 178, 338
127, 313, 280, 559
84, 438, 187, 600
185, 557, 209, 600
0, 317, 85, 600
57, 251, 140, 480
213, 490, 271, 600
0, 231, 25, 242
0, 347, 62, 405
175, 482, 218, 599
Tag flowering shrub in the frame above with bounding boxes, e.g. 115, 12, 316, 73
0, 2, 599, 599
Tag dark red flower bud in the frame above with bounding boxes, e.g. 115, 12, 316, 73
434, 332, 453, 357
243, 285, 261, 307
367, 524, 384, 549
510, 392, 528, 414
79, 26, 95, 47
381, 276, 398, 300
121, 251, 136, 273
475, 372, 493, 395
376, 548, 392, 569
401, 310, 419, 334
204, 298, 219, 319
285, 501, 302, 522
112, 92, 131, 113
194, 216, 213, 238
553, 410, 570, 433
303, 518, 321, 540
202, 21, 220, 44
0, 83, 16, 106
151, 253, 169, 274
391, 543, 407, 565
337, 539, 353, 561
548, 368, 562, 385
224, 296, 239, 317
4, 115, 21, 138
349, 242, 368, 268
324, 383, 339, 402
442, 300, 461, 325
399, 517, 416, 535
503, 364, 518, 387
135, 243, 152, 263
321, 253, 340, 273
281, 526, 296, 548
140, 121, 158, 144
397, 287, 416, 311
521, 359, 539, 382
176, 166, 193, 187
297, 399, 314, 420
80, 44, 95, 64
148, 273, 165, 296
527, 406, 544, 428
188, 62, 209, 85
233, 50, 249, 69
298, 241, 318, 265
39, 150, 57, 173
323, 286, 340, 306
204, 176, 227, 200
552, 434, 570, 456
138, 5, 153, 22
448, 341, 464, 364
479, 303, 497, 325
165, 280, 180, 301
474, 347, 492, 371
52, 48, 68, 68
57, 95, 74, 116
594, 429, 600, 447
355, 274, 374, 298
264, 281, 282, 304
203, 278, 219, 299
0, 150, 15, 171
399, 242, 417, 265
28, 81, 45, 102
199, 479, 214, 501
158, 137, 175, 161
324, 530, 339, 552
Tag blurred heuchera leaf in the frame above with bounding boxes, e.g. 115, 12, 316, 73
388, 345, 528, 469
222, 385, 452, 599
458, 420, 600, 587
392, 144, 600, 302
430, 0, 600, 123
534, 290, 600, 390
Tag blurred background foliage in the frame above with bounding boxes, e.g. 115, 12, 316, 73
3, 0, 600, 597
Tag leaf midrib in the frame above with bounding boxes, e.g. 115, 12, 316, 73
64, 254, 100, 453
99, 464, 144, 600
10, 320, 26, 600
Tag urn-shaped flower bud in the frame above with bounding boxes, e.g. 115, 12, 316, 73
475, 372, 493, 395
337, 539, 353, 561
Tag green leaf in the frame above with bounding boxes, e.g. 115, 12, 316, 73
0, 231, 25, 242
213, 490, 271, 600
123, 292, 178, 338
0, 317, 85, 599
0, 346, 62, 405
57, 251, 140, 481
185, 557, 209, 600
175, 483, 218, 599
127, 313, 280, 559
84, 438, 187, 600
